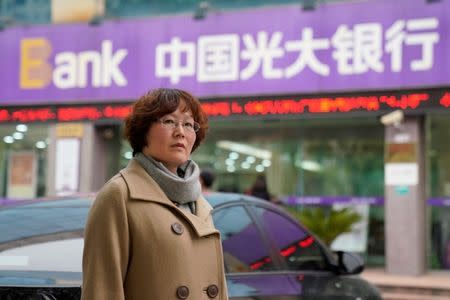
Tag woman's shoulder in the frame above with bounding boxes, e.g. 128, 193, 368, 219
96, 173, 128, 200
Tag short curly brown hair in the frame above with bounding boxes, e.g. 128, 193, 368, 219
124, 88, 208, 156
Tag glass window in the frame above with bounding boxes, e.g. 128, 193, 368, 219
192, 117, 384, 268
193, 118, 384, 198
212, 205, 276, 272
254, 207, 327, 271
428, 114, 450, 270
0, 124, 49, 198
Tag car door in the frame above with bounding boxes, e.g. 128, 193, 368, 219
212, 203, 303, 299
250, 204, 378, 300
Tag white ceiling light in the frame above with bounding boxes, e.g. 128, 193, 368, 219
226, 165, 236, 173
241, 162, 251, 169
35, 141, 47, 149
229, 152, 239, 160
16, 124, 28, 132
298, 160, 322, 172
3, 136, 14, 144
262, 159, 271, 167
225, 158, 235, 166
255, 165, 264, 172
217, 141, 272, 160
13, 132, 24, 140
123, 151, 133, 160
246, 156, 256, 164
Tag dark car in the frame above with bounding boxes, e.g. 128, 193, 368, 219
0, 193, 382, 299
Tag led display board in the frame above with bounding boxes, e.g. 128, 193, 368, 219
0, 89, 449, 124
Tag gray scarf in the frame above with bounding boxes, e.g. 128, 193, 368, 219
134, 152, 201, 206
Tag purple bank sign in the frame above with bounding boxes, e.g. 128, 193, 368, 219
0, 0, 449, 105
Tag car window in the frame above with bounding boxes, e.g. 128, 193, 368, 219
212, 205, 276, 273
254, 206, 328, 271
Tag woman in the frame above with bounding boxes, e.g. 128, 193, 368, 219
248, 174, 272, 201
82, 88, 228, 300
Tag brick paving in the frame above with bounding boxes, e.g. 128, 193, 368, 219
361, 268, 450, 300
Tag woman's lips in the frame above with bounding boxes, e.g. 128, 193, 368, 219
172, 143, 185, 149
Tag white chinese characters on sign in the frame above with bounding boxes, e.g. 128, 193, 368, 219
240, 31, 284, 80
197, 34, 240, 82
385, 18, 439, 72
285, 28, 330, 77
155, 37, 195, 84
332, 23, 384, 74
155, 17, 439, 84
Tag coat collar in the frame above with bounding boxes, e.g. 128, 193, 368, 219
120, 159, 218, 237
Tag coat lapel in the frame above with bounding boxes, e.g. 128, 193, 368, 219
120, 160, 219, 237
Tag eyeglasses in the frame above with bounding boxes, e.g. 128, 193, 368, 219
158, 117, 200, 133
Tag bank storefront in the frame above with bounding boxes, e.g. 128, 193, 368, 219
1, 0, 450, 273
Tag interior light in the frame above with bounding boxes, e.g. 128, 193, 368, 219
16, 124, 28, 132
225, 158, 235, 166
299, 160, 322, 172
218, 141, 272, 160
229, 152, 239, 160
35, 141, 46, 149
262, 159, 271, 167
3, 136, 14, 144
246, 156, 256, 164
226, 165, 236, 173
241, 162, 251, 169
255, 165, 265, 172
124, 151, 133, 160
12, 132, 24, 140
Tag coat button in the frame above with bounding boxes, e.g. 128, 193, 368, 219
206, 284, 219, 298
176, 285, 189, 299
171, 222, 184, 235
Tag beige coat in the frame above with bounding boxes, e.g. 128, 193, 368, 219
82, 159, 228, 300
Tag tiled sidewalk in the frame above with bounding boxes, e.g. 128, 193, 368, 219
361, 268, 450, 299
362, 268, 450, 290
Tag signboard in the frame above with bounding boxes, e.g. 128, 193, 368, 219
0, 0, 450, 105
55, 123, 84, 137
386, 143, 417, 163
385, 163, 418, 186
284, 196, 384, 206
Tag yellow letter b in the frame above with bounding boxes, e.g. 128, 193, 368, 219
20, 38, 52, 89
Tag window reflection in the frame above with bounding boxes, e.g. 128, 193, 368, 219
212, 205, 275, 272
255, 207, 327, 271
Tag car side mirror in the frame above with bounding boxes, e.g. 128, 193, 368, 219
335, 251, 364, 275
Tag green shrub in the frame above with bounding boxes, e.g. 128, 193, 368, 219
285, 206, 362, 247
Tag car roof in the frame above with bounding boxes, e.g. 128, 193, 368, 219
0, 196, 94, 250
0, 192, 271, 250
204, 192, 268, 208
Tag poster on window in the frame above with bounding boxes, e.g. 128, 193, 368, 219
7, 151, 37, 199
330, 203, 370, 253
55, 138, 80, 196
